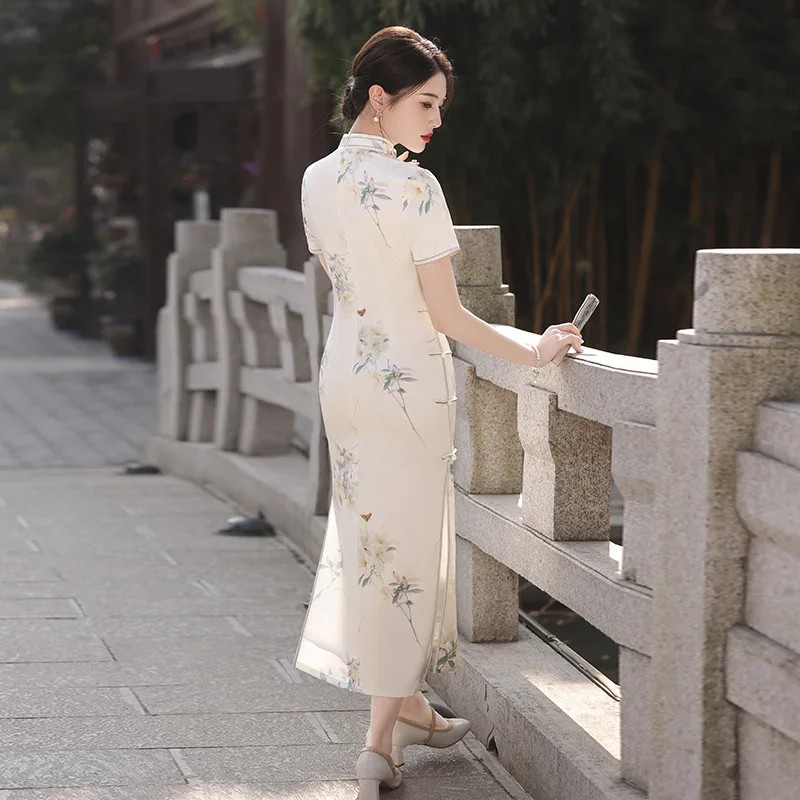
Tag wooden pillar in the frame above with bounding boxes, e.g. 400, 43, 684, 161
255, 0, 286, 214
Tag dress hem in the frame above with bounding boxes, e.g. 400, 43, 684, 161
295, 659, 427, 699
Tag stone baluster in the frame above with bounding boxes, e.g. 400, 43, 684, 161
213, 209, 286, 451
304, 255, 333, 516
451, 226, 521, 643
517, 386, 612, 540
158, 220, 220, 441
648, 249, 800, 800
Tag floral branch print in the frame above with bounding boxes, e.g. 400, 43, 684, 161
402, 169, 442, 216
354, 321, 389, 374
357, 172, 393, 246
310, 555, 343, 604
327, 253, 356, 310
353, 318, 424, 445
318, 348, 329, 398
379, 362, 424, 445
358, 525, 397, 588
332, 444, 358, 508
388, 572, 425, 651
436, 631, 459, 672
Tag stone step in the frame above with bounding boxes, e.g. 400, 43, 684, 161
753, 401, 800, 470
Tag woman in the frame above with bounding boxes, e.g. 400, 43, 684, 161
294, 26, 584, 798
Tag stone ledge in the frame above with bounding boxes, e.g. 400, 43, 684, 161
456, 489, 653, 655
427, 628, 644, 800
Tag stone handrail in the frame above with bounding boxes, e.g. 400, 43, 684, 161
152, 210, 800, 800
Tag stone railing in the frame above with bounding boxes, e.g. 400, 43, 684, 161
149, 210, 800, 800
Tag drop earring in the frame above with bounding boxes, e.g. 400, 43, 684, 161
373, 110, 382, 122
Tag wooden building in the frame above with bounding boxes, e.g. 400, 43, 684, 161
80, 0, 331, 356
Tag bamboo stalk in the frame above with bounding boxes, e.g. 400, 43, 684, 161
527, 173, 542, 322
597, 209, 608, 349
760, 143, 783, 247
625, 160, 639, 312
628, 120, 668, 352
535, 185, 579, 331
705, 154, 717, 244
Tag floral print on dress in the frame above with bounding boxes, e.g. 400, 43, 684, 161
295, 132, 461, 698
402, 168, 444, 216
318, 348, 329, 398
326, 252, 356, 311
354, 315, 424, 444
310, 553, 343, 604
435, 630, 459, 672
358, 515, 425, 653
357, 171, 393, 246
358, 523, 397, 588
332, 444, 358, 507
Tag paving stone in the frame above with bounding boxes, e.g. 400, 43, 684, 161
134, 680, 371, 715
0, 583, 72, 600
0, 558, 60, 582
76, 595, 303, 617
0, 616, 249, 639
0, 598, 82, 619
0, 774, 520, 799
0, 634, 112, 664
0, 283, 528, 800
102, 634, 300, 664
0, 712, 326, 749
0, 748, 182, 789
0, 687, 145, 718
175, 743, 479, 783
0, 661, 278, 690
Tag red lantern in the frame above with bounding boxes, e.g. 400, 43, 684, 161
254, 3, 265, 22
146, 36, 160, 60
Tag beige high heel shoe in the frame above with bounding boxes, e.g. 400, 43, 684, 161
391, 705, 471, 767
355, 747, 402, 800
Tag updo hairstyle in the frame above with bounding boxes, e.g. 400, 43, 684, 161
339, 26, 454, 125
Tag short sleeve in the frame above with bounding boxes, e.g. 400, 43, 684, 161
404, 169, 460, 266
301, 168, 322, 255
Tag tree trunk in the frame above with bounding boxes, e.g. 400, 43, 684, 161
527, 173, 542, 324
627, 120, 667, 352
535, 185, 579, 331
760, 143, 783, 247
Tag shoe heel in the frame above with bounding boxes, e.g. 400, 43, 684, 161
356, 778, 380, 800
391, 743, 405, 767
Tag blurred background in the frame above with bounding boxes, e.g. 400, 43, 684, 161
1, 0, 797, 360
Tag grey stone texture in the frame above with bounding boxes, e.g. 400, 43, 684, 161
0, 278, 526, 799
146, 213, 800, 800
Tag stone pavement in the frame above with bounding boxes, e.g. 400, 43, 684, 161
0, 283, 530, 799
0, 282, 156, 470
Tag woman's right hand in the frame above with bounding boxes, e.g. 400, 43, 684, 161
530, 323, 584, 366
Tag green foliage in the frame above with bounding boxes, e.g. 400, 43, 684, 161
217, 0, 261, 44
292, 0, 799, 353
25, 224, 83, 289
0, 0, 110, 150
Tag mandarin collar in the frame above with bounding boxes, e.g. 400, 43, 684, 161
338, 131, 396, 157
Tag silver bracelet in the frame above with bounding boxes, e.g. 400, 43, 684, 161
531, 343, 541, 383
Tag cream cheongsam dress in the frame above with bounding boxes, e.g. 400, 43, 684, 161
293, 131, 461, 698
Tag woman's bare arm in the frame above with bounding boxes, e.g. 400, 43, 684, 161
416, 254, 583, 366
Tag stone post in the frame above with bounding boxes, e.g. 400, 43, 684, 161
213, 209, 286, 451
304, 255, 333, 516
159, 221, 220, 441
517, 386, 612, 540
452, 226, 515, 325
648, 249, 800, 800
451, 226, 520, 643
